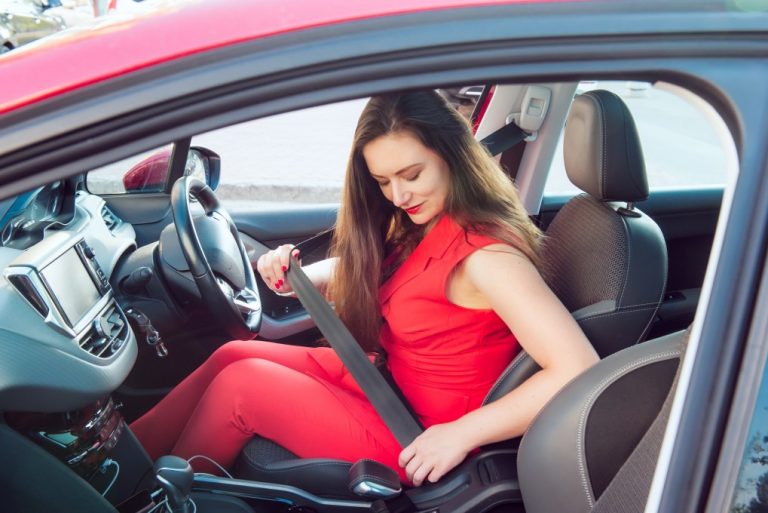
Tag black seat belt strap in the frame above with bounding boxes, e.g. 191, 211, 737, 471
479, 121, 529, 156
284, 257, 424, 448
294, 228, 333, 258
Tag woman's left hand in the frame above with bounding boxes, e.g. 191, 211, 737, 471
398, 422, 474, 486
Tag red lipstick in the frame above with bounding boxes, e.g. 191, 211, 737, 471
405, 204, 421, 215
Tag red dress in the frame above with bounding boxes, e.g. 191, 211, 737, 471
130, 215, 520, 478
379, 215, 521, 428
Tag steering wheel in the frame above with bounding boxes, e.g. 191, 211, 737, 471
170, 176, 261, 339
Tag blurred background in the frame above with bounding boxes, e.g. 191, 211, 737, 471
1, 0, 150, 55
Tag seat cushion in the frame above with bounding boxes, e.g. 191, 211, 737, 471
233, 436, 357, 499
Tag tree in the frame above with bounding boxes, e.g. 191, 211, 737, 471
750, 472, 768, 513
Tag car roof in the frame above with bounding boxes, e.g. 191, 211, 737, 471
0, 0, 550, 115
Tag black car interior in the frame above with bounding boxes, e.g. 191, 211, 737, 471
0, 85, 719, 513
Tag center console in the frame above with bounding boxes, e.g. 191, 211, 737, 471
6, 398, 124, 480
6, 399, 254, 513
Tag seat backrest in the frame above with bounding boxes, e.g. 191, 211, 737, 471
483, 89, 667, 405
517, 329, 686, 513
541, 89, 667, 357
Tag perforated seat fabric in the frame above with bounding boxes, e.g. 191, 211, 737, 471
541, 193, 667, 357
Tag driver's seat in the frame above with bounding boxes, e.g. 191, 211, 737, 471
231, 89, 668, 498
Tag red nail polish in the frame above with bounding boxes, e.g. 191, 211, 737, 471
276, 282, 281, 289
282, 265, 287, 272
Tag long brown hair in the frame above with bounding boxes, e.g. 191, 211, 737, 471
330, 90, 542, 351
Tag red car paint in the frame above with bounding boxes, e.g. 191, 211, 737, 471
122, 148, 171, 191
0, 0, 560, 115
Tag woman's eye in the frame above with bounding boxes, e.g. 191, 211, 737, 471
406, 173, 421, 182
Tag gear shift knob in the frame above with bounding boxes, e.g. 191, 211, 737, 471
153, 456, 194, 513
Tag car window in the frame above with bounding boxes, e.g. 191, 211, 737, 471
544, 80, 730, 196
195, 90, 484, 208
88, 90, 481, 205
730, 371, 768, 512
190, 99, 366, 208
87, 101, 366, 202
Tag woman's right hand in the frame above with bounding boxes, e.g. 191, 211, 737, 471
255, 244, 300, 295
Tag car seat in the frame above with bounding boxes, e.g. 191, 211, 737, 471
487, 89, 668, 397
518, 328, 686, 513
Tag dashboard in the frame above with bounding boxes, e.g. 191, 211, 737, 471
0, 190, 138, 413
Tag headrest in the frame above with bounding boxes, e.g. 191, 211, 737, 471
563, 90, 649, 202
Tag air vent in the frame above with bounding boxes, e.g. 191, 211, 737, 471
7, 273, 49, 317
78, 303, 129, 358
100, 205, 120, 231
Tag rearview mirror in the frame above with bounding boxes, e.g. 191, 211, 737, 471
187, 147, 221, 191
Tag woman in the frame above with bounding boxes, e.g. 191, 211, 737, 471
130, 91, 598, 486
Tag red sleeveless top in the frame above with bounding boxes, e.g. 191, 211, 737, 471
379, 215, 521, 428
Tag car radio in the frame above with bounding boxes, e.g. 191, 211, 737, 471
5, 237, 113, 336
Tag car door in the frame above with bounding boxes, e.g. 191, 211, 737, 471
3, 3, 768, 511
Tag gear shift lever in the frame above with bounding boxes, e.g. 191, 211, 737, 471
153, 456, 194, 513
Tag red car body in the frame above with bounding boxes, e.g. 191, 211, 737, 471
0, 0, 551, 115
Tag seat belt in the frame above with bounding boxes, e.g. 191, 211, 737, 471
284, 254, 424, 449
480, 121, 529, 156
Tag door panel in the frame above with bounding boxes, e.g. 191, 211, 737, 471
642, 187, 722, 337
538, 186, 723, 339
231, 205, 338, 241
232, 205, 338, 342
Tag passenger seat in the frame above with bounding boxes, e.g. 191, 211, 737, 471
485, 89, 668, 399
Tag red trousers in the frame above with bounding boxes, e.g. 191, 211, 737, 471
129, 340, 404, 478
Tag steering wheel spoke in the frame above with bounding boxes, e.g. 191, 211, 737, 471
233, 287, 262, 315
